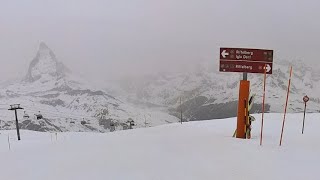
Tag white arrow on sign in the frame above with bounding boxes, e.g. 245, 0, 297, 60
265, 64, 271, 72
221, 50, 229, 58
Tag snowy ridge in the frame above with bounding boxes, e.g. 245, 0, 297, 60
0, 43, 179, 132
118, 60, 320, 120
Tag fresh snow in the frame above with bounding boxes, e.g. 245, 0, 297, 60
0, 113, 319, 180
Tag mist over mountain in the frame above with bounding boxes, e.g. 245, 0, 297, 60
0, 41, 318, 132
0, 43, 178, 132
1, 2, 320, 179
24, 42, 71, 83
115, 59, 320, 121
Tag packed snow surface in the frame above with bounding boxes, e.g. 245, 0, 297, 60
0, 113, 319, 180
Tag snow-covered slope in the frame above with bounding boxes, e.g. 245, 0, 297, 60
0, 43, 178, 132
118, 60, 320, 120
0, 113, 319, 180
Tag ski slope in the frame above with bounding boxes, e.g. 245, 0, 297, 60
0, 113, 319, 180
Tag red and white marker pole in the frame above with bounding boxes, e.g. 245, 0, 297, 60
279, 66, 293, 146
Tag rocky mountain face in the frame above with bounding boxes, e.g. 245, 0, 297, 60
118, 60, 320, 121
0, 43, 178, 132
25, 42, 71, 83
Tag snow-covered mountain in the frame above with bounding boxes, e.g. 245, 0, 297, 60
24, 42, 71, 83
117, 60, 320, 121
0, 43, 178, 132
1, 42, 318, 132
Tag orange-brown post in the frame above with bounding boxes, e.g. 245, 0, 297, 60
236, 80, 250, 138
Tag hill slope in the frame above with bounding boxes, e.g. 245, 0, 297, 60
0, 113, 319, 180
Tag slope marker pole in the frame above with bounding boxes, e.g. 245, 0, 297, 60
180, 97, 182, 124
8, 135, 11, 151
279, 66, 293, 146
260, 64, 267, 146
302, 95, 309, 134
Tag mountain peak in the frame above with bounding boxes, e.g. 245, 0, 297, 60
24, 42, 71, 82
39, 42, 49, 50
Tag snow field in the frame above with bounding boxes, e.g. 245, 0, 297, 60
0, 113, 319, 180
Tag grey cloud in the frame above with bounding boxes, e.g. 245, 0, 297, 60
0, 0, 319, 83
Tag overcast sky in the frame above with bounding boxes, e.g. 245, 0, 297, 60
0, 0, 319, 83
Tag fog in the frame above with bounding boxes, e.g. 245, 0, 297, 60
0, 0, 319, 83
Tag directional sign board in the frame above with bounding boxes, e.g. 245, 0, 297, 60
219, 47, 273, 74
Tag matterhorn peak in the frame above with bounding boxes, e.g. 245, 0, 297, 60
39, 41, 49, 50
25, 42, 71, 82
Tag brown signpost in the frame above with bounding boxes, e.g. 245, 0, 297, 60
220, 48, 273, 74
219, 47, 274, 140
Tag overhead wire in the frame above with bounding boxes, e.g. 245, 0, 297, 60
22, 105, 99, 120
25, 109, 97, 120
0, 105, 95, 119
0, 102, 105, 121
